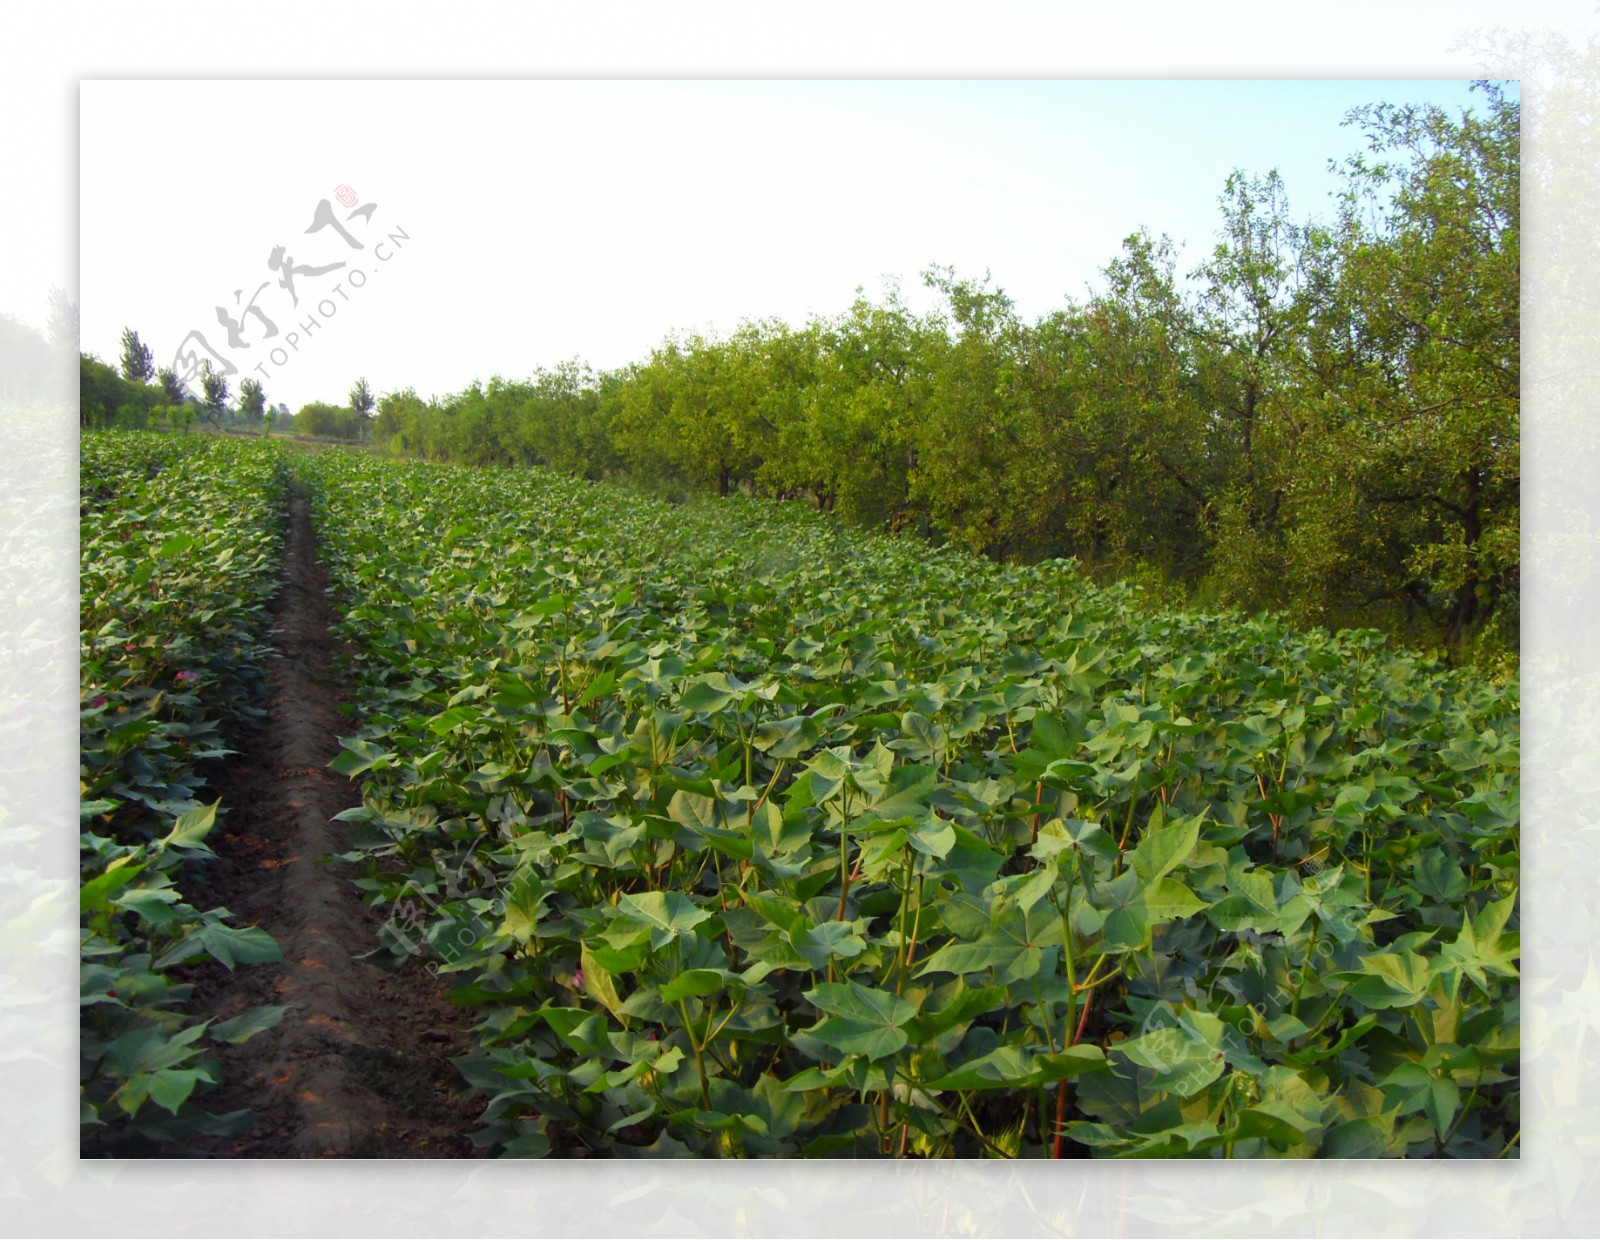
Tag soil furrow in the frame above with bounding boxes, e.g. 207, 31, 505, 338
187, 485, 482, 1157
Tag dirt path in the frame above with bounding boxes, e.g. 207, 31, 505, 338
188, 487, 482, 1157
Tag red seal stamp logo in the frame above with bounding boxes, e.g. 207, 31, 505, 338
335, 184, 359, 208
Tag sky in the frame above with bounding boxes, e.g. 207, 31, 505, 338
77, 77, 1512, 412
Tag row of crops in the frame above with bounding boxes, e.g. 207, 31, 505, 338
300, 449, 1520, 1158
80, 432, 289, 1151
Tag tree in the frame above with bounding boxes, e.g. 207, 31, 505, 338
350, 376, 375, 439
238, 377, 267, 427
1184, 169, 1314, 609
912, 269, 1037, 555
156, 365, 188, 406
295, 400, 355, 439
79, 354, 125, 428
119, 328, 154, 383
1295, 83, 1520, 649
199, 359, 230, 425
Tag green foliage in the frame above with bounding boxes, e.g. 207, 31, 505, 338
300, 449, 1518, 1159
238, 377, 267, 427
199, 360, 230, 425
80, 352, 164, 430
295, 399, 365, 440
350, 376, 375, 418
80, 432, 291, 1152
156, 365, 188, 406
343, 88, 1514, 658
119, 326, 155, 383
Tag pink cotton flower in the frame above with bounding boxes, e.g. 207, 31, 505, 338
175, 670, 199, 684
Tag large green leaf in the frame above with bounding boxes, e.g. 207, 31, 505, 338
615, 890, 712, 946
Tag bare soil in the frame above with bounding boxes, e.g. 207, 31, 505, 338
184, 487, 483, 1157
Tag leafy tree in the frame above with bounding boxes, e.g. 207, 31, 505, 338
1183, 169, 1314, 609
119, 328, 154, 383
238, 377, 267, 427
292, 399, 366, 440
78, 351, 163, 429
199, 360, 230, 425
373, 386, 427, 449
805, 287, 932, 527
79, 354, 125, 428
1290, 84, 1519, 649
156, 365, 188, 406
521, 361, 617, 480
349, 376, 376, 441
912, 269, 1036, 555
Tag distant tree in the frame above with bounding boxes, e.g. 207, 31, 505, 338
349, 376, 376, 441
79, 353, 124, 428
119, 328, 154, 383
156, 365, 188, 406
238, 377, 267, 427
295, 400, 347, 438
46, 286, 78, 350
373, 386, 426, 448
199, 360, 230, 425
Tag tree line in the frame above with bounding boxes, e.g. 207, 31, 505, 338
363, 89, 1516, 655
94, 86, 1519, 657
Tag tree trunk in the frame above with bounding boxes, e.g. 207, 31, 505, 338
1443, 467, 1484, 648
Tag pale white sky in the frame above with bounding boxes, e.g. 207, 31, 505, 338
78, 77, 1509, 411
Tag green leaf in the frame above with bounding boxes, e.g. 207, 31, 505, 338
1131, 815, 1200, 883
156, 533, 197, 558
1334, 951, 1433, 1010
156, 920, 283, 971
581, 941, 629, 1025
145, 1066, 214, 1115
1141, 876, 1208, 923
1205, 865, 1280, 934
897, 712, 946, 764
660, 968, 731, 1002
111, 886, 181, 929
925, 1042, 1107, 1091
1439, 893, 1519, 997
329, 737, 396, 777
924, 1045, 1040, 1090
1114, 1026, 1227, 1099
209, 1005, 288, 1044
806, 981, 918, 1027
161, 800, 219, 853
679, 675, 741, 714
802, 981, 918, 1060
615, 890, 712, 946
793, 919, 867, 969
80, 857, 148, 914
917, 900, 1061, 982
667, 789, 718, 833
